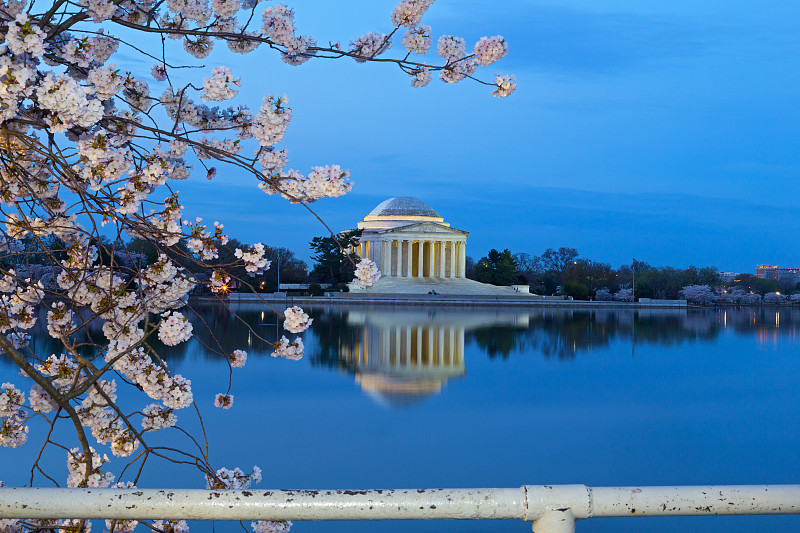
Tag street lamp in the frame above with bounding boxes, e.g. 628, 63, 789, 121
275, 255, 282, 293
632, 258, 635, 303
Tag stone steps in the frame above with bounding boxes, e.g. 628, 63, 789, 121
349, 276, 532, 296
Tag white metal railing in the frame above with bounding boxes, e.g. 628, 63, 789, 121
1, 485, 799, 532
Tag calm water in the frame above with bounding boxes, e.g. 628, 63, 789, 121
2, 304, 800, 533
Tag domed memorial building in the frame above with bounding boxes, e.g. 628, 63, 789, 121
350, 197, 528, 295
357, 197, 467, 279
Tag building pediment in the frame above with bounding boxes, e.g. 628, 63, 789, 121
378, 222, 468, 236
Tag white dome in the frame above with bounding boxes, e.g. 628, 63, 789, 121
365, 197, 441, 219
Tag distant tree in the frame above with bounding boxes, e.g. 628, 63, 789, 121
595, 288, 612, 301
679, 285, 714, 305
614, 288, 633, 302
697, 266, 721, 286
465, 256, 477, 279
513, 252, 541, 274
309, 229, 362, 284
728, 288, 750, 303
563, 258, 611, 296
307, 283, 324, 296
540, 247, 579, 273
614, 263, 721, 300
262, 247, 307, 291
632, 259, 652, 273
524, 246, 579, 291
729, 274, 779, 295
475, 249, 518, 286
616, 260, 653, 294
744, 292, 763, 304
562, 281, 590, 300
720, 287, 762, 305
763, 292, 786, 304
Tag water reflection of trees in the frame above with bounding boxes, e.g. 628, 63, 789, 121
468, 308, 800, 360
3, 305, 799, 370
305, 307, 361, 370
156, 302, 284, 363
0, 301, 289, 368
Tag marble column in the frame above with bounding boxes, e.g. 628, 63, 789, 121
399, 241, 404, 277
427, 241, 435, 278
405, 240, 413, 277
453, 242, 460, 277
441, 241, 447, 278
451, 241, 457, 278
390, 240, 395, 276
396, 241, 401, 276
446, 241, 453, 278
381, 240, 389, 276
459, 240, 466, 278
416, 241, 423, 278
438, 241, 445, 278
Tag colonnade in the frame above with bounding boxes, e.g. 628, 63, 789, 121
340, 324, 465, 369
356, 238, 467, 278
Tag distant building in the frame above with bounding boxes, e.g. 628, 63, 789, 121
719, 272, 737, 283
756, 265, 800, 285
356, 196, 468, 279
350, 197, 529, 295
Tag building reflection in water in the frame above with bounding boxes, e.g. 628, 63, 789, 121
338, 311, 528, 407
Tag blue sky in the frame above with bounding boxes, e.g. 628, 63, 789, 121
145, 0, 800, 273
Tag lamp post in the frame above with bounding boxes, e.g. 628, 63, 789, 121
276, 256, 282, 294
632, 258, 636, 303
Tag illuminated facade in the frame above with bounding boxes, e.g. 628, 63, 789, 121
355, 197, 468, 279
338, 310, 530, 406
756, 265, 800, 284
340, 314, 466, 407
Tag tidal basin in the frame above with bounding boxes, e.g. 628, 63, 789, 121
3, 304, 800, 533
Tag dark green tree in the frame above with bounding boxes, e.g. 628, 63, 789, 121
562, 258, 611, 297
475, 249, 518, 286
308, 229, 362, 284
261, 247, 307, 291
730, 274, 779, 295
562, 281, 590, 300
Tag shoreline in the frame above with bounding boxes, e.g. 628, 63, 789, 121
201, 293, 800, 310
219, 293, 689, 309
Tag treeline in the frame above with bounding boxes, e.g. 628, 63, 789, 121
3, 228, 365, 294
468, 247, 800, 301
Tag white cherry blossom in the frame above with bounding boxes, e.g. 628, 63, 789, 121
283, 306, 311, 333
